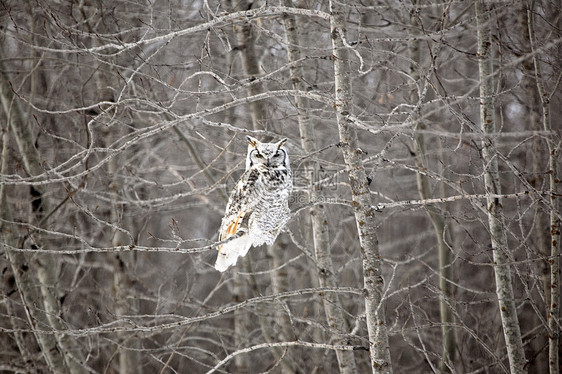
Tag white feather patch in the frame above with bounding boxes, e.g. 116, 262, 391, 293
214, 234, 254, 272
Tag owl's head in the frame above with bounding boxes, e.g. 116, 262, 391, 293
246, 136, 290, 170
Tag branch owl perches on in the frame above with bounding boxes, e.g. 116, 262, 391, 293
215, 136, 293, 272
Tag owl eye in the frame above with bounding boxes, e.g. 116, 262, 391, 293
255, 153, 264, 159
274, 152, 280, 157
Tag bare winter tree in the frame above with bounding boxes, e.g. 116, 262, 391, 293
475, 1, 526, 372
0, 1, 560, 373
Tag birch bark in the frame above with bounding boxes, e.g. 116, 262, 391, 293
282, 2, 358, 372
475, 2, 527, 372
526, 5, 560, 372
329, 1, 392, 372
519, 5, 549, 372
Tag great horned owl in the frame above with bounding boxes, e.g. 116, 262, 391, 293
215, 136, 293, 272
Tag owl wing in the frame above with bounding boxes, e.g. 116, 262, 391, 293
218, 168, 259, 242
215, 169, 260, 271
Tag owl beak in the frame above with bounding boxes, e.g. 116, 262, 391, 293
266, 158, 270, 167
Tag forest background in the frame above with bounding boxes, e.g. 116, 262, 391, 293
0, 0, 560, 373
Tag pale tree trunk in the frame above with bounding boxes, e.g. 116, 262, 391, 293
475, 2, 527, 373
0, 52, 87, 373
329, 1, 392, 372
526, 4, 560, 373
519, 5, 549, 372
281, 1, 358, 373
408, 5, 456, 371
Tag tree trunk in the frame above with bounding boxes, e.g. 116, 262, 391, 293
282, 1, 358, 372
408, 4, 456, 371
0, 51, 86, 374
412, 136, 456, 371
233, 0, 268, 130
475, 2, 527, 372
519, 4, 550, 372
230, 2, 296, 372
219, 4, 253, 370
329, 1, 392, 372
526, 4, 560, 372
108, 138, 141, 374
80, 2, 142, 369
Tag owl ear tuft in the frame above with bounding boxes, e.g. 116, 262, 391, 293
277, 138, 288, 149
246, 135, 259, 148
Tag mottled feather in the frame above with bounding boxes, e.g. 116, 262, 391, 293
216, 136, 292, 271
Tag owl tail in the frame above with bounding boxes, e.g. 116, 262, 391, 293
215, 235, 253, 272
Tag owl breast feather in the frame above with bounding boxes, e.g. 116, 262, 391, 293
247, 169, 292, 246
